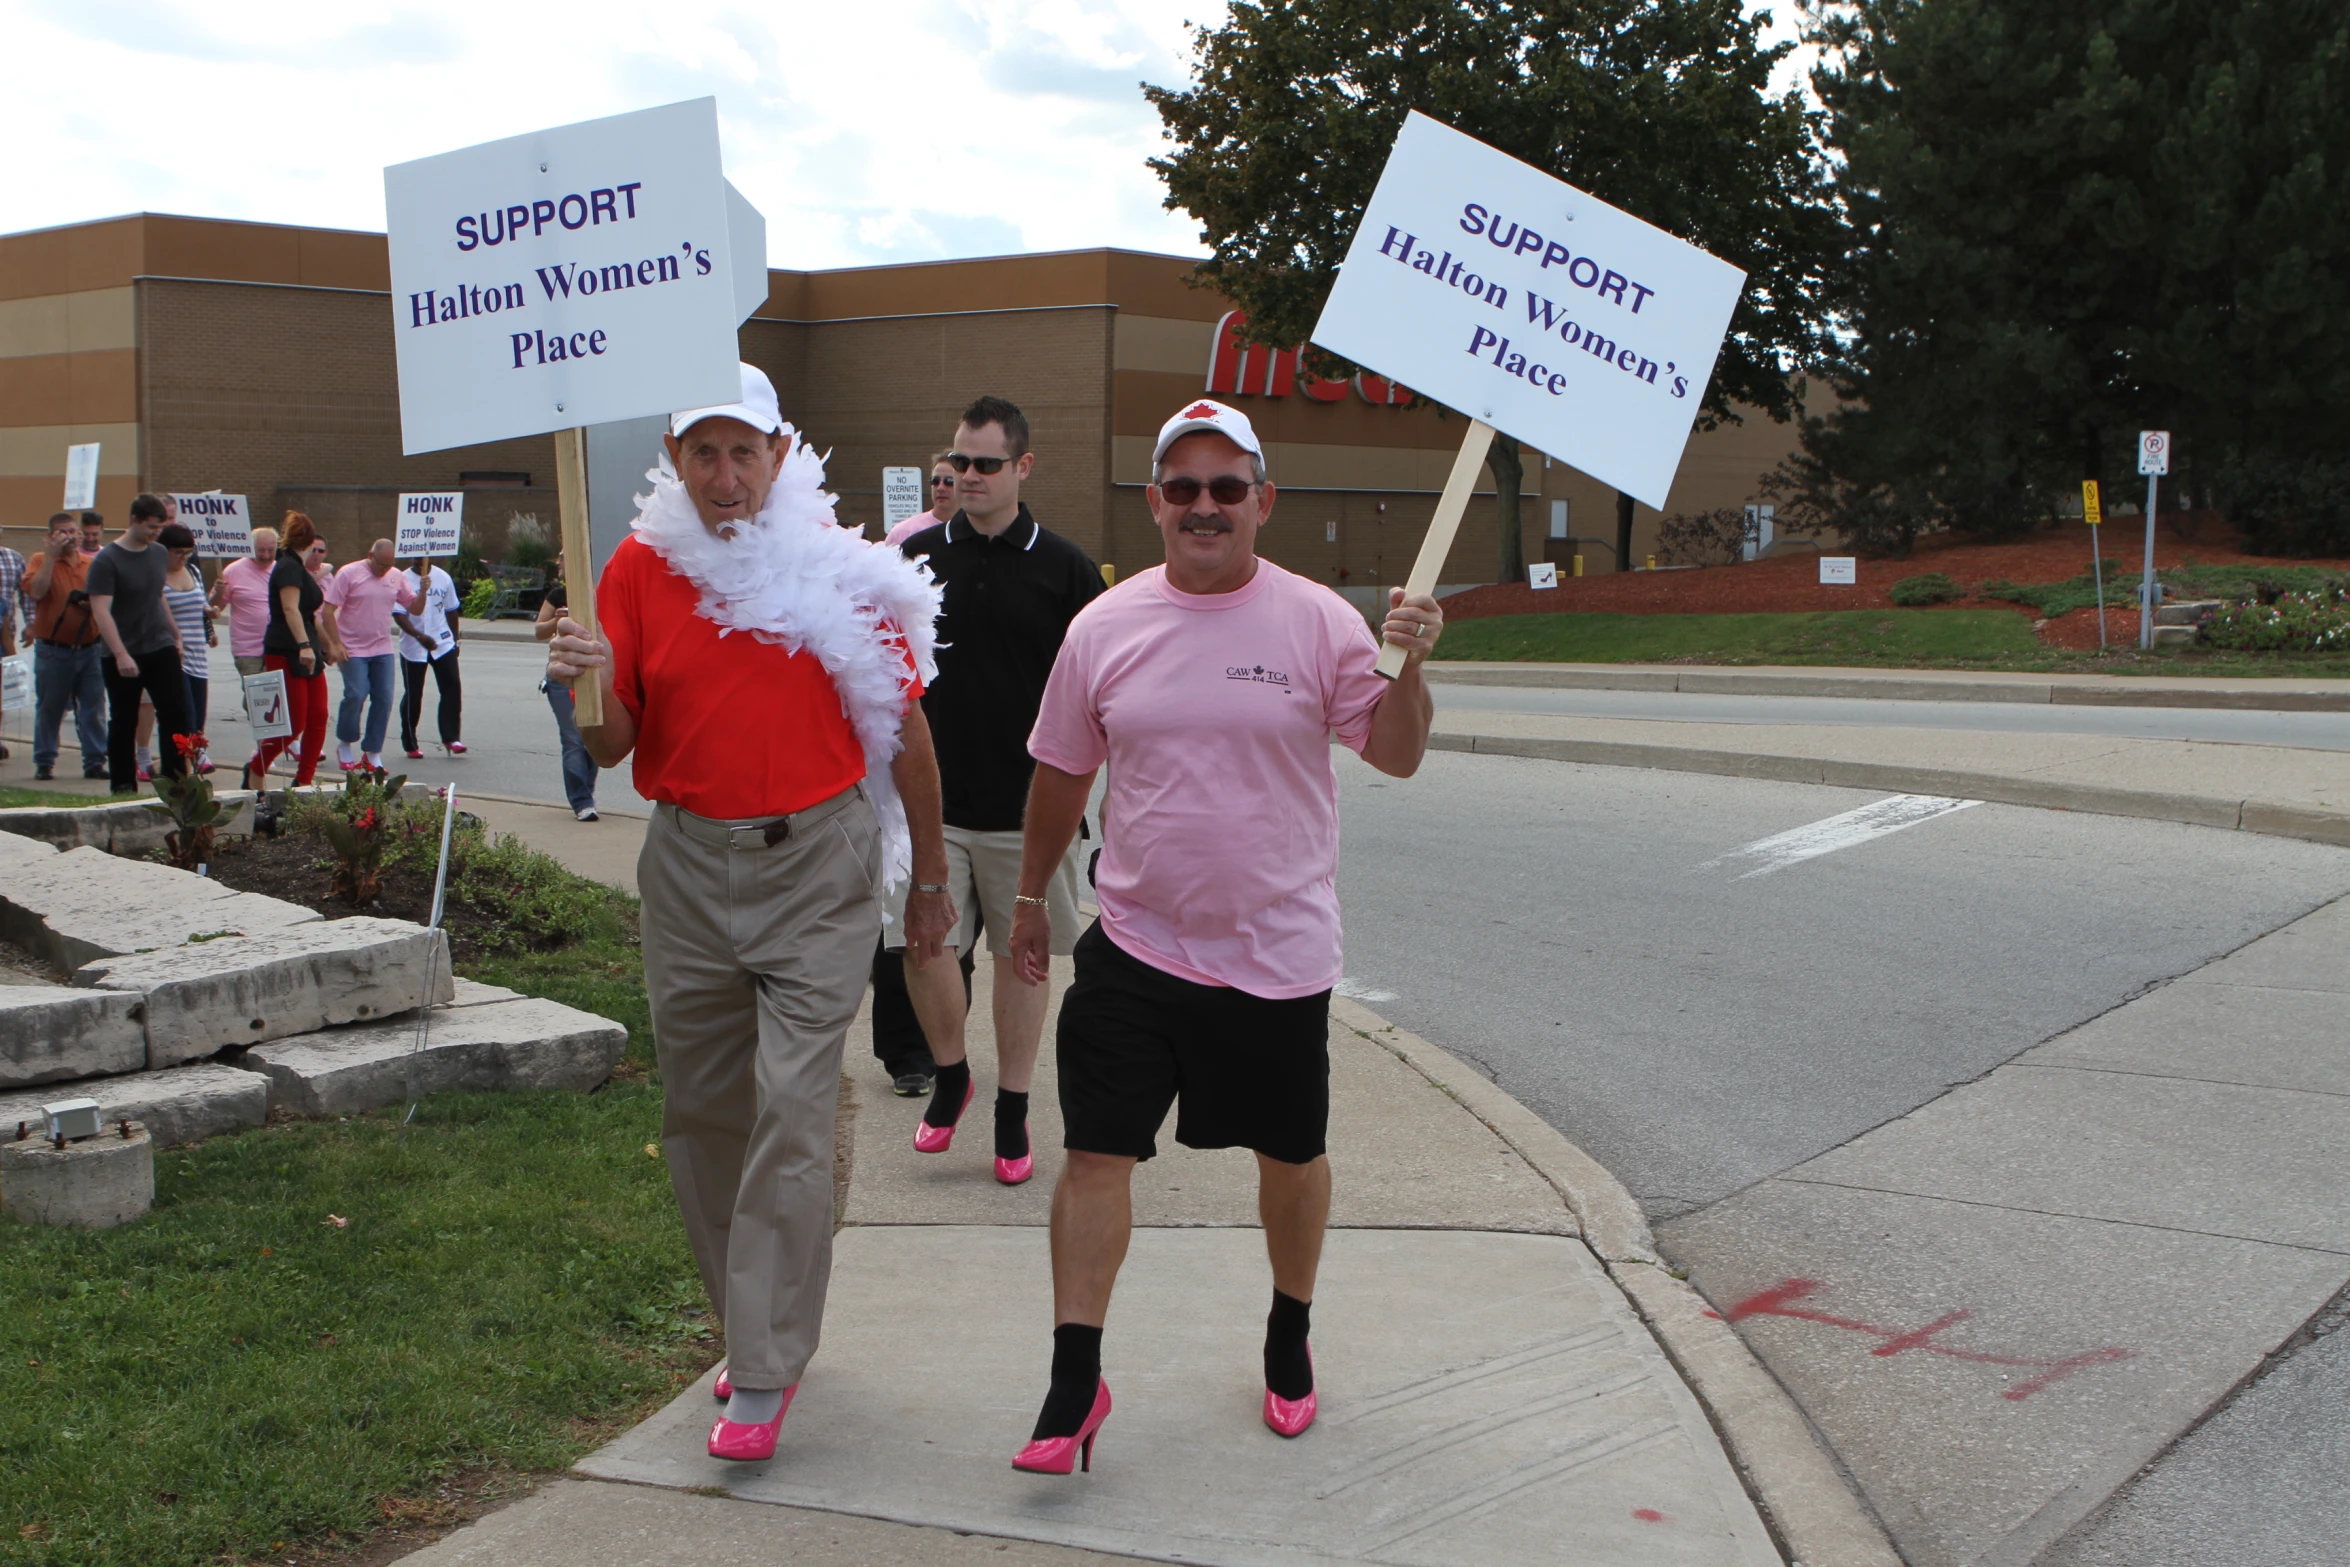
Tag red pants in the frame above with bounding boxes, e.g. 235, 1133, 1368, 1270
254, 654, 330, 785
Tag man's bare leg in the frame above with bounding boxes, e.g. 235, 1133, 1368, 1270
1051, 1150, 1135, 1324
991, 952, 1048, 1094
901, 946, 969, 1066
1257, 1153, 1331, 1302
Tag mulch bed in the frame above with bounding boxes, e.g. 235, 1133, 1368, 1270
1443, 514, 2346, 642
201, 831, 522, 964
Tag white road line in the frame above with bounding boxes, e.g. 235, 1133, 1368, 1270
1335, 977, 1398, 1003
1704, 794, 1983, 878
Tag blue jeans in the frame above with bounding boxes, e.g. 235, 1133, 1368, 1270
335, 653, 398, 755
545, 680, 598, 813
33, 641, 108, 772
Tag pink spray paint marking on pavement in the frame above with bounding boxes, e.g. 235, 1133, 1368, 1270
1710, 1278, 2134, 1401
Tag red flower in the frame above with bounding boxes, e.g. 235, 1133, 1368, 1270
353, 808, 379, 831
173, 732, 208, 759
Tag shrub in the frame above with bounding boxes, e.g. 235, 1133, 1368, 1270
2208, 453, 2350, 558
320, 769, 409, 907
460, 577, 498, 620
1655, 507, 1753, 567
2199, 587, 2350, 651
1889, 572, 1963, 606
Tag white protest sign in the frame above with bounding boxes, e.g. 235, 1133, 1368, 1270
724, 179, 768, 324
1820, 556, 1858, 585
1313, 112, 1746, 510
242, 669, 292, 740
2137, 430, 2170, 476
394, 492, 466, 558
881, 467, 924, 527
63, 443, 100, 509
171, 492, 252, 557
384, 98, 743, 455
1527, 562, 1559, 589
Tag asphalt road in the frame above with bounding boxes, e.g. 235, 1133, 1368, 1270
1431, 681, 2350, 750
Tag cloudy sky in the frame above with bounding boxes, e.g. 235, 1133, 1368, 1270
1, 0, 1810, 269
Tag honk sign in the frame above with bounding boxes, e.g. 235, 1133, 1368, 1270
393, 492, 465, 558
1313, 112, 1745, 509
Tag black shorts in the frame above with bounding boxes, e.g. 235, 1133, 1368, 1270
1056, 921, 1331, 1165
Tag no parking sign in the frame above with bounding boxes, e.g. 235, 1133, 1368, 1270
2137, 431, 2169, 476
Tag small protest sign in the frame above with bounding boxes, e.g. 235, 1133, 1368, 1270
243, 669, 292, 740
383, 98, 744, 456
394, 492, 466, 558
1820, 557, 1858, 585
881, 467, 924, 527
1313, 111, 1746, 511
171, 493, 252, 558
1528, 562, 1559, 589
63, 443, 100, 509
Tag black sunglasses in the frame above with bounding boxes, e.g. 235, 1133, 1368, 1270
945, 452, 1017, 475
930, 474, 955, 485
1157, 475, 1258, 506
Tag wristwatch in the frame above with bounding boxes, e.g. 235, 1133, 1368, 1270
912, 882, 949, 894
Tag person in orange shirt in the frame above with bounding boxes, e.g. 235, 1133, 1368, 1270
547, 363, 953, 1464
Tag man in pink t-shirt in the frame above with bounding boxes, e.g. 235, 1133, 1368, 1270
1002, 399, 1444, 1471
320, 538, 418, 770
882, 452, 956, 548
209, 526, 280, 677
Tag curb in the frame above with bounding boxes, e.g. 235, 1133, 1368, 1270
1425, 663, 2350, 712
1330, 997, 1903, 1567
1428, 731, 2350, 850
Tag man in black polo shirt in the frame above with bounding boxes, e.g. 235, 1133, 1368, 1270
87, 493, 196, 791
886, 395, 1103, 1185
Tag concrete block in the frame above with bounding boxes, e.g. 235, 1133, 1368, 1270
0, 830, 58, 873
1, 1120, 154, 1227
0, 844, 318, 972
238, 996, 626, 1118
0, 793, 255, 855
0, 985, 147, 1088
77, 916, 453, 1069
0, 1063, 271, 1149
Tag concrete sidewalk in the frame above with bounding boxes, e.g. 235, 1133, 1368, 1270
402, 965, 1890, 1567
1426, 707, 2349, 849
1426, 662, 2350, 712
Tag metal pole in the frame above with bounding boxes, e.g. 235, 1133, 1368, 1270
2092, 545, 2107, 650
2138, 475, 2160, 650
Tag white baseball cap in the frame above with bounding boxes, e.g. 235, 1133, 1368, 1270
671, 362, 785, 439
1152, 398, 1264, 465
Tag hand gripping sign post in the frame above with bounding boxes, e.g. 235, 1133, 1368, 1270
1313, 112, 1746, 676
384, 98, 765, 724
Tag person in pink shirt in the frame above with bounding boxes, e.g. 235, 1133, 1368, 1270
882, 453, 956, 547
1003, 399, 1444, 1473
209, 524, 280, 678
319, 537, 418, 771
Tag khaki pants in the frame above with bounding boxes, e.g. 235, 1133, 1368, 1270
638, 785, 882, 1389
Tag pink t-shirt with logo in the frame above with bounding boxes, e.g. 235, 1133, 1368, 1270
322, 560, 419, 658
884, 512, 947, 548
1028, 560, 1387, 999
217, 556, 276, 657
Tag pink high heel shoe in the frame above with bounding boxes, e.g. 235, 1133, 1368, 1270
995, 1120, 1033, 1185
1263, 1349, 1316, 1437
708, 1383, 798, 1461
913, 1077, 975, 1153
1012, 1379, 1111, 1475
712, 1365, 731, 1402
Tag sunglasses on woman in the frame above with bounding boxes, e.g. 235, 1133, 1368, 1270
945, 452, 1014, 475
1156, 475, 1258, 506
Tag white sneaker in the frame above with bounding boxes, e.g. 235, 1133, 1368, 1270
575, 807, 599, 822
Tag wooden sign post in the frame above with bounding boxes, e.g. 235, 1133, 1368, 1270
552, 426, 601, 727
1378, 420, 1494, 680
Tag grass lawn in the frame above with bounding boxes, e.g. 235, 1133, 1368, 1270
0, 803, 694, 1567
0, 785, 149, 809
1436, 608, 2350, 675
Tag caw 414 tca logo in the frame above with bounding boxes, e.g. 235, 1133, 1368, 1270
1226, 664, 1294, 692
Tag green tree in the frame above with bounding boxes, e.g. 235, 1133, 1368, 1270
1780, 0, 2350, 556
1149, 0, 1837, 578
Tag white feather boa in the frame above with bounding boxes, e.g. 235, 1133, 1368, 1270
627, 432, 941, 885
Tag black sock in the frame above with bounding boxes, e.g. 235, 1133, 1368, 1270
1033, 1323, 1104, 1439
923, 1060, 971, 1129
1265, 1290, 1313, 1399
994, 1089, 1030, 1159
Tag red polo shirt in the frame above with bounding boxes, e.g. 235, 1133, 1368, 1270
600, 534, 919, 820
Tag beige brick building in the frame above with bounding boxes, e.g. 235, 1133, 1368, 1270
1, 211, 1801, 590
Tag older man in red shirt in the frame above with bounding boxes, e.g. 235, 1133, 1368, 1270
547, 364, 953, 1464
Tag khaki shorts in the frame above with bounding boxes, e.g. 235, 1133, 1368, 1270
883, 824, 1086, 957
